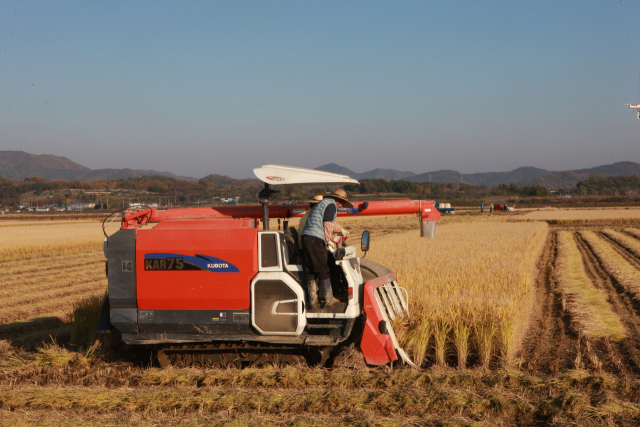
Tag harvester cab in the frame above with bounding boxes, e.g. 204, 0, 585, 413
100, 165, 439, 369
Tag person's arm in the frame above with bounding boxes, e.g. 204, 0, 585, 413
323, 204, 336, 221
324, 222, 342, 242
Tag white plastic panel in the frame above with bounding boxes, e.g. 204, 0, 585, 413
250, 271, 306, 336
253, 165, 359, 186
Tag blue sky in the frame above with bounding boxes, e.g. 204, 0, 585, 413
1, 1, 639, 179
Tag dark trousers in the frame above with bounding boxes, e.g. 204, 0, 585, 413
301, 235, 331, 282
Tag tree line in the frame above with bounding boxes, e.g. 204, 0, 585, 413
6, 172, 637, 212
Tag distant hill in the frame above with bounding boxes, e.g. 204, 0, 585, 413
318, 162, 640, 189
315, 163, 359, 178
316, 163, 417, 181
0, 151, 90, 180
5, 151, 640, 189
521, 162, 640, 189
407, 166, 550, 187
0, 151, 197, 182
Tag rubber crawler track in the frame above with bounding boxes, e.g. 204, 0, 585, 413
156, 342, 334, 369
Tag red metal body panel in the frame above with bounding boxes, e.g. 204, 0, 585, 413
122, 200, 440, 229
136, 224, 258, 310
152, 219, 256, 230
360, 274, 398, 366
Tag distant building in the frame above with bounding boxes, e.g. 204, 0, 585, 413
67, 203, 96, 211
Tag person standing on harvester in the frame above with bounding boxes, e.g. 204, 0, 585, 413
301, 189, 351, 309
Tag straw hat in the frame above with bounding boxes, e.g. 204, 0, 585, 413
328, 189, 353, 208
305, 191, 325, 204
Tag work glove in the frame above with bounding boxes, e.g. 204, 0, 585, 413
327, 241, 337, 251
340, 229, 350, 240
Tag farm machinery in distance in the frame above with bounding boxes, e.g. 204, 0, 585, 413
99, 165, 441, 369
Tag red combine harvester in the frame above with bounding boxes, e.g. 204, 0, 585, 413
99, 165, 440, 368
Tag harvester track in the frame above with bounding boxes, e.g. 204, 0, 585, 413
156, 342, 329, 369
523, 230, 574, 373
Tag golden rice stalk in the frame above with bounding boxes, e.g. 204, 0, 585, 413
366, 221, 548, 368
433, 318, 450, 367
499, 317, 515, 364
408, 314, 432, 368
451, 313, 471, 369
475, 312, 497, 369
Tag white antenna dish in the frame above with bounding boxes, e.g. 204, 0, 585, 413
253, 165, 359, 186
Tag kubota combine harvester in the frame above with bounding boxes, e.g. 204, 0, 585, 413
99, 165, 440, 369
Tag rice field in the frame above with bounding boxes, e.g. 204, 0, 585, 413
0, 221, 120, 261
0, 221, 115, 344
366, 221, 548, 367
4, 213, 640, 425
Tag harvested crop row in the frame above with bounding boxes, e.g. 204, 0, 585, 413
0, 281, 106, 310
601, 229, 640, 258
3, 344, 640, 392
0, 266, 104, 293
0, 253, 104, 276
546, 218, 640, 226
0, 274, 104, 299
366, 221, 548, 368
0, 385, 593, 419
1, 374, 639, 425
0, 241, 104, 262
0, 220, 102, 228
624, 228, 640, 241
554, 231, 626, 340
0, 287, 107, 325
0, 260, 103, 281
523, 208, 640, 221
579, 231, 640, 301
0, 222, 118, 262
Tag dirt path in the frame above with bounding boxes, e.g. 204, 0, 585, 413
522, 231, 578, 374
574, 231, 640, 375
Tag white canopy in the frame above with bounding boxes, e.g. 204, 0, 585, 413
253, 165, 359, 186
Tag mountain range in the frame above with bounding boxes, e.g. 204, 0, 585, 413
0, 151, 197, 182
316, 162, 640, 189
3, 151, 640, 189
